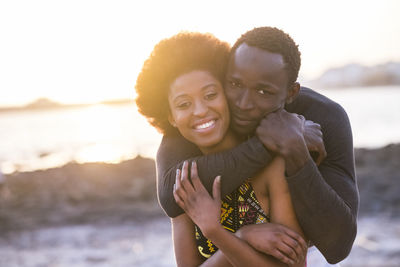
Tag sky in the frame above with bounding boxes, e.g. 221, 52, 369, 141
0, 0, 399, 107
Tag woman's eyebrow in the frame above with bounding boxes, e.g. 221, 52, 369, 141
201, 83, 218, 91
171, 82, 219, 102
171, 94, 188, 102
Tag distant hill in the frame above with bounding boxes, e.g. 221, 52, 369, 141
0, 98, 133, 112
25, 98, 62, 109
305, 62, 400, 88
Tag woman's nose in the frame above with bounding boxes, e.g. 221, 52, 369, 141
193, 100, 208, 117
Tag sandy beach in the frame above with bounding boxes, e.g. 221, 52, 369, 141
1, 144, 399, 266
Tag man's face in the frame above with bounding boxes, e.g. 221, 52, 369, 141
225, 43, 292, 136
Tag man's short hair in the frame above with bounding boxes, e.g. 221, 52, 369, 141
231, 27, 301, 87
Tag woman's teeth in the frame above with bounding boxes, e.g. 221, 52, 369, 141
195, 120, 215, 130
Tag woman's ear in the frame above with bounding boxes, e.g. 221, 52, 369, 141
285, 82, 300, 104
168, 113, 177, 127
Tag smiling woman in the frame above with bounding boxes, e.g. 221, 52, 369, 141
135, 32, 230, 136
167, 70, 234, 154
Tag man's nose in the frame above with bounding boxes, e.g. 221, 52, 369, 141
235, 89, 254, 110
193, 100, 208, 117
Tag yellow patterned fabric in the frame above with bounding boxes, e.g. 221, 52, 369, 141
195, 180, 269, 259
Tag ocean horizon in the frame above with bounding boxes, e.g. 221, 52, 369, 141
1, 86, 399, 174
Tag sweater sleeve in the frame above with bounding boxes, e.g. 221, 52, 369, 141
286, 102, 359, 264
156, 134, 273, 218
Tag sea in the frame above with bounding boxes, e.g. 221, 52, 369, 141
1, 86, 399, 174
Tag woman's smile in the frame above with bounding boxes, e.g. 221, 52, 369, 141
193, 118, 217, 131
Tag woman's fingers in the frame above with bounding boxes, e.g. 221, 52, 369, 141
174, 168, 187, 205
190, 161, 208, 191
212, 176, 221, 201
283, 227, 308, 252
280, 233, 307, 264
173, 183, 185, 210
175, 168, 182, 191
180, 161, 195, 195
190, 161, 202, 190
271, 249, 295, 266
276, 240, 302, 264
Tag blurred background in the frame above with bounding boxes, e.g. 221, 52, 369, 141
0, 0, 399, 266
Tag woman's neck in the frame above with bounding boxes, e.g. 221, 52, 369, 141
199, 130, 240, 155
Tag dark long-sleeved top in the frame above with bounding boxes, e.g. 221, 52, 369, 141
156, 87, 359, 263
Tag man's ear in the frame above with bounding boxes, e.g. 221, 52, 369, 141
285, 82, 300, 104
168, 113, 177, 127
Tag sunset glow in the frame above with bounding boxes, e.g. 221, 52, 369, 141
0, 0, 399, 107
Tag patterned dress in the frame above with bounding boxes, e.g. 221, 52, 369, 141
195, 180, 270, 259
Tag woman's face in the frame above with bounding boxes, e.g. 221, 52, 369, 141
168, 70, 230, 151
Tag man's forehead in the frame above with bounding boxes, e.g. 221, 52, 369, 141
228, 43, 285, 73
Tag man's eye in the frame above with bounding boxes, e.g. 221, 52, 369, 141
229, 80, 241, 88
257, 89, 271, 95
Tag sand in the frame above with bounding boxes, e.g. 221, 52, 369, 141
1, 144, 399, 266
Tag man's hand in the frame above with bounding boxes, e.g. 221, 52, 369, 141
236, 223, 307, 265
303, 120, 326, 165
256, 109, 310, 175
256, 109, 305, 155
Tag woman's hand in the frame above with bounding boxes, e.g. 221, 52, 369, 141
236, 223, 308, 265
173, 160, 222, 237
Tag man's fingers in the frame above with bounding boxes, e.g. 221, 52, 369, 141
297, 114, 305, 123
212, 176, 221, 201
318, 144, 327, 165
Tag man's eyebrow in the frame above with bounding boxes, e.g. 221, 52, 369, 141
226, 75, 241, 81
255, 81, 279, 91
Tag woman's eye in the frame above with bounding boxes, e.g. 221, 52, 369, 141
177, 102, 190, 109
205, 92, 217, 100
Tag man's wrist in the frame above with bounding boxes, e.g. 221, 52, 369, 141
282, 138, 310, 176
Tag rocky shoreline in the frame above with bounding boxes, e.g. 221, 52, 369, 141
1, 144, 399, 233
355, 143, 400, 216
0, 156, 162, 232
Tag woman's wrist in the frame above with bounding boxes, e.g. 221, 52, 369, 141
202, 223, 224, 240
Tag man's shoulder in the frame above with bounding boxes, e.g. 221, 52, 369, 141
286, 86, 350, 130
295, 86, 339, 108
287, 86, 346, 117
